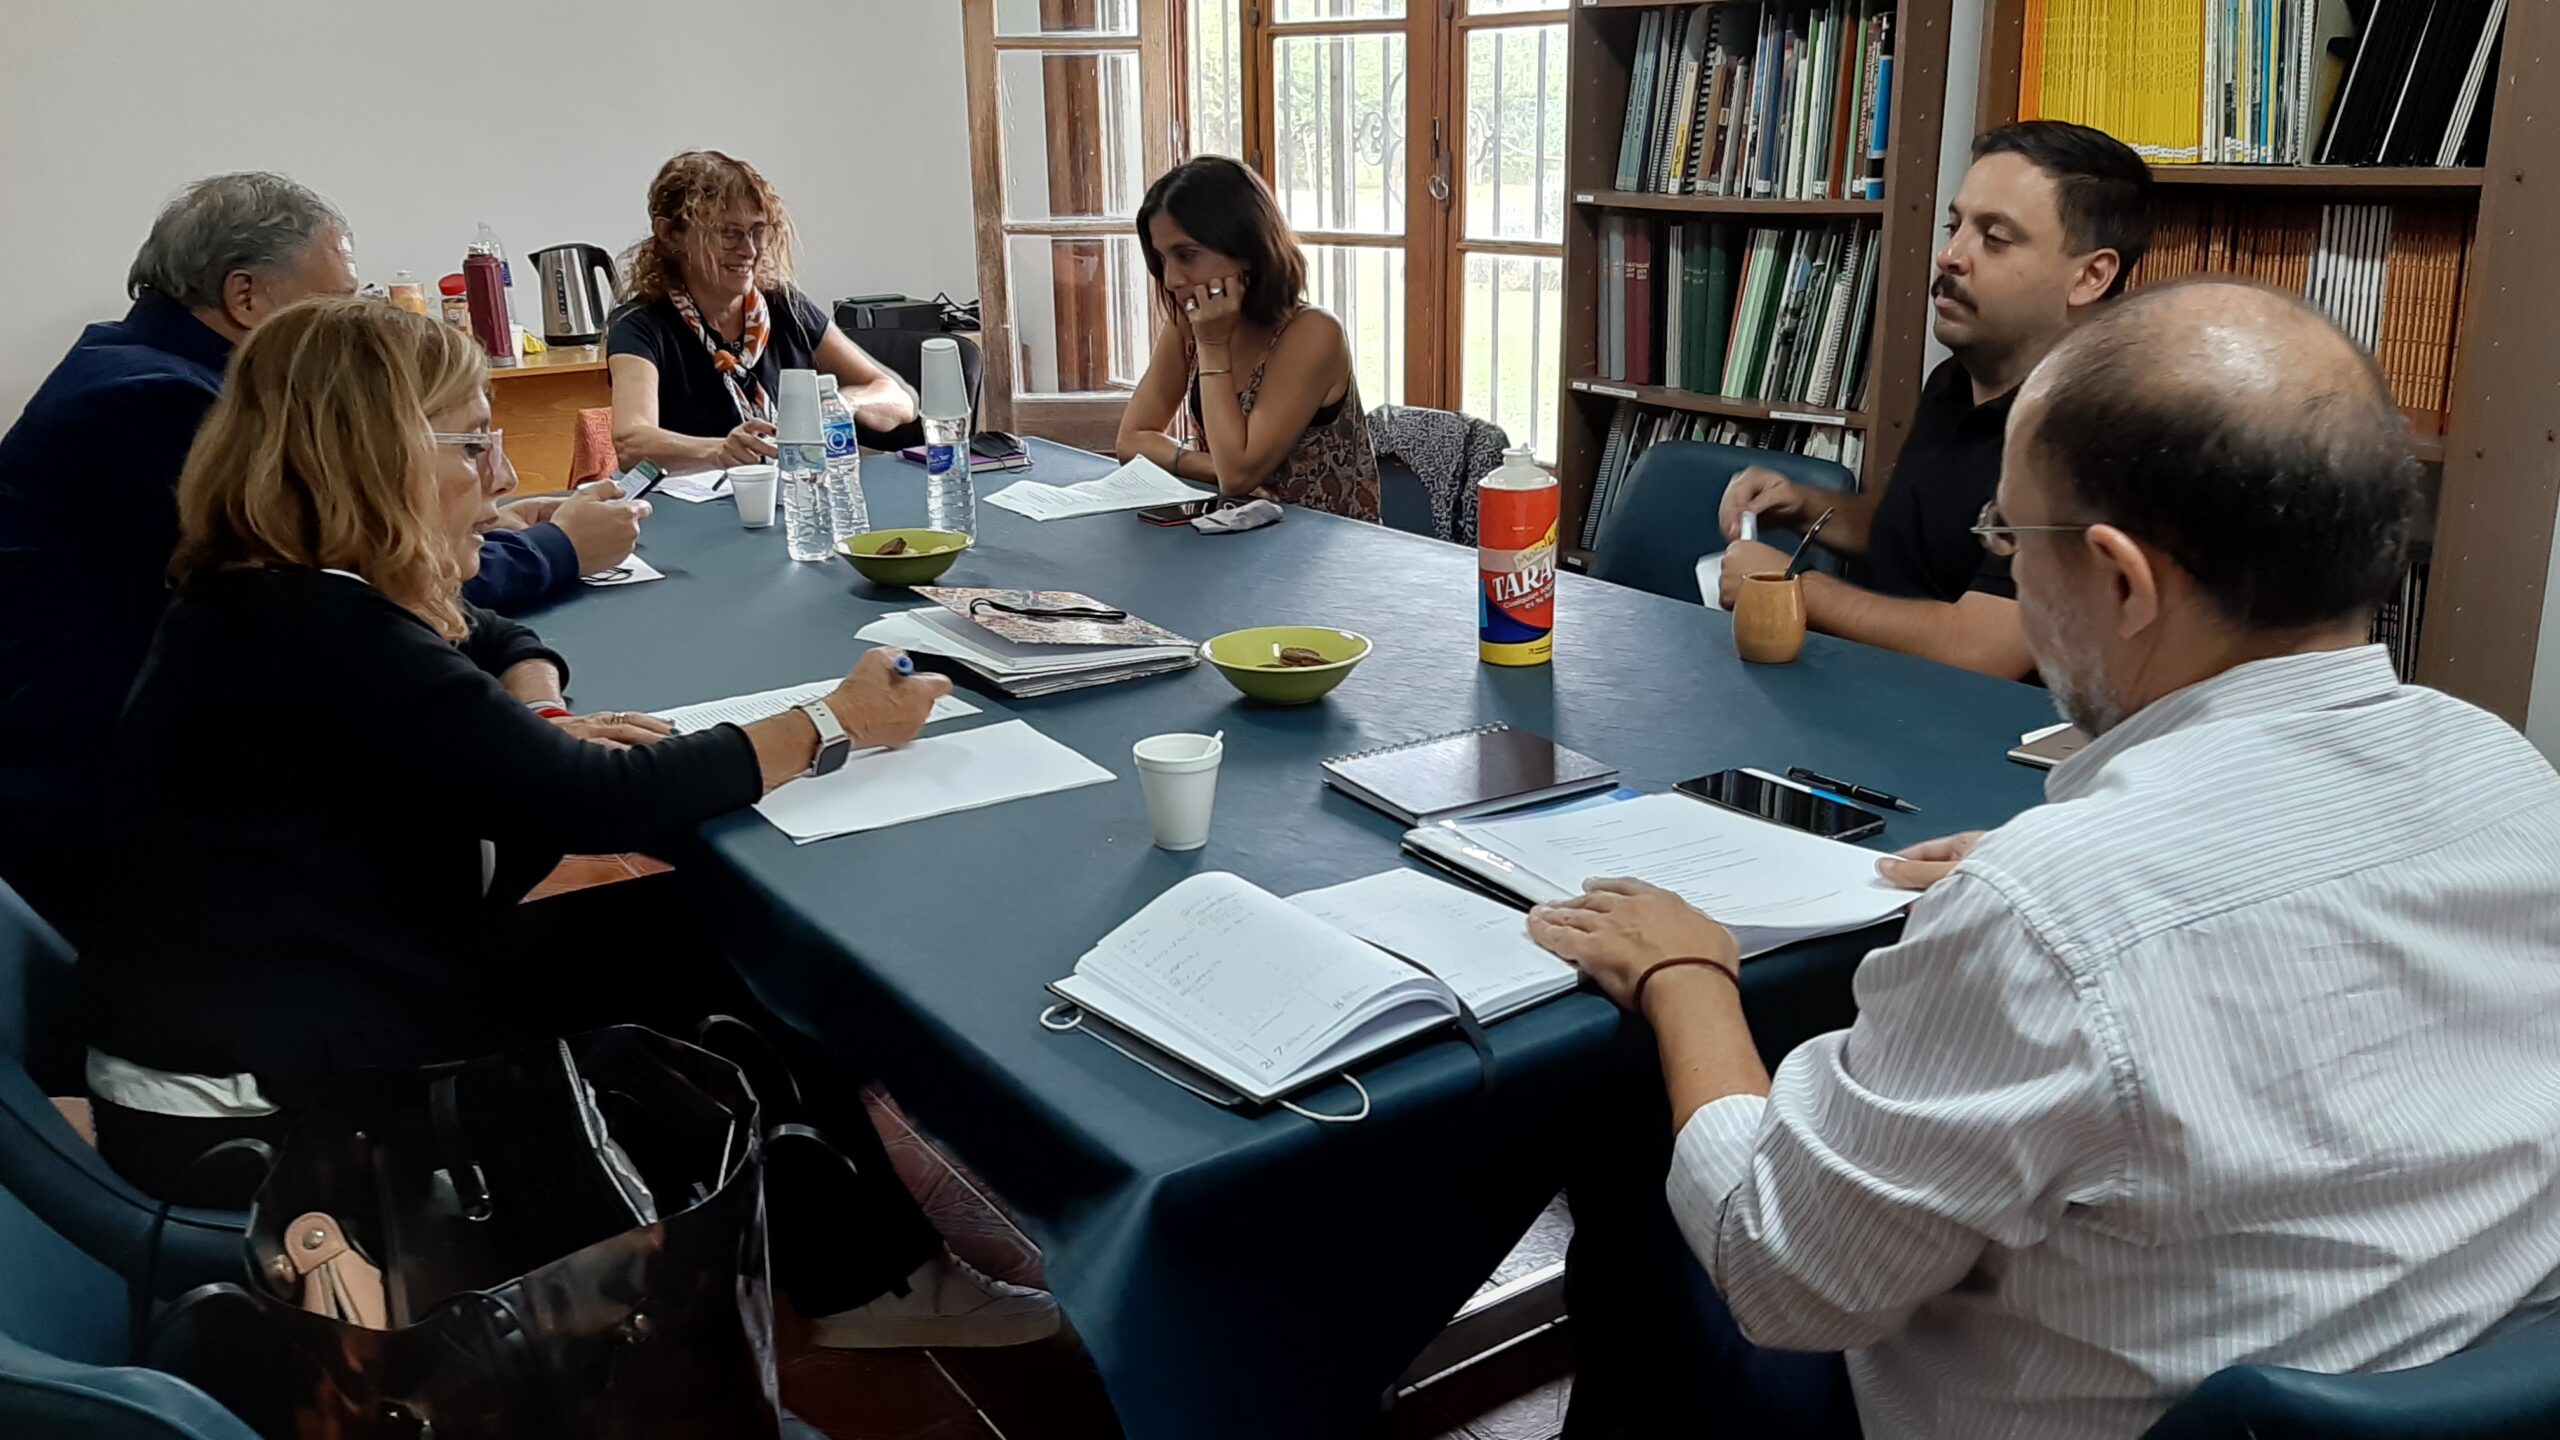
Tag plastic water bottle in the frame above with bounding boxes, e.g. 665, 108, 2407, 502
776, 369, 833, 563
816, 375, 869, 541
918, 337, 975, 537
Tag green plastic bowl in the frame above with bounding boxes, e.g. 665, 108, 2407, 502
1200, 625, 1372, 704
839, 529, 971, 586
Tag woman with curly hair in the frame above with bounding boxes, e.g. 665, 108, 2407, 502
607, 151, 916, 470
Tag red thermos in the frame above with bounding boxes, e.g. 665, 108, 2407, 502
462, 246, 512, 365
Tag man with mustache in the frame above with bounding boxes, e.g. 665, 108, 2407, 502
1716, 121, 2153, 680
1553, 279, 2560, 1438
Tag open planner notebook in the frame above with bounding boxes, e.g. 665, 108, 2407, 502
1048, 870, 1579, 1108
1403, 791, 1915, 957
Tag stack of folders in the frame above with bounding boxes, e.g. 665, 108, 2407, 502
856, 590, 1197, 699
2134, 199, 2469, 430
2019, 0, 2501, 166
1614, 0, 1895, 201
1597, 217, 1877, 410
1048, 869, 1584, 1109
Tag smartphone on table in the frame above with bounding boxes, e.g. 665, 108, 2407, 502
1673, 767, 1887, 843
1137, 501, 1214, 526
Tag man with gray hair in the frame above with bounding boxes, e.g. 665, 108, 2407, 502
0, 172, 359, 936
1544, 280, 2560, 1437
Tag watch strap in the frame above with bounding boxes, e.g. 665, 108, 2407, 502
797, 695, 851, 776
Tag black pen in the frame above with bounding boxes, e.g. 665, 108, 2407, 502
1788, 767, 1921, 814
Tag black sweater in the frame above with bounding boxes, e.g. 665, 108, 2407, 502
82, 568, 761, 1105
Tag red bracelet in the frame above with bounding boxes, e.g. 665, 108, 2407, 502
530, 704, 572, 720
1631, 956, 1741, 1017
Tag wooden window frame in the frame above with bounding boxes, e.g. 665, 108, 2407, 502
964, 0, 1182, 451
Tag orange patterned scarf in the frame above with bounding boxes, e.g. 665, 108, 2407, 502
669, 289, 773, 424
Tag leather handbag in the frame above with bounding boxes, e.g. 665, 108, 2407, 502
145, 1026, 780, 1439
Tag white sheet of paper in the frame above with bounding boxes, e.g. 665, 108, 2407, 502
1288, 870, 1575, 1019
651, 678, 977, 735
753, 718, 1113, 844
656, 469, 732, 504
981, 456, 1214, 522
1450, 793, 1912, 956
581, 553, 665, 587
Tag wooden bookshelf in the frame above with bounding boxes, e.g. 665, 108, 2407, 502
1567, 376, 1868, 428
1573, 189, 1890, 216
1976, 0, 2559, 728
1555, 0, 1954, 557
2147, 165, 2486, 194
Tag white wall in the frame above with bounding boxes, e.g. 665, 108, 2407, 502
1926, 0, 1987, 376
0, 0, 978, 420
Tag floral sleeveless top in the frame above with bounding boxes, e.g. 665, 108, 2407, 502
1186, 308, 1381, 524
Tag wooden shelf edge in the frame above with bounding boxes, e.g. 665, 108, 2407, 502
1567, 376, 1869, 429
2149, 165, 2484, 195
1572, 188, 1887, 216
2413, 434, 2447, 464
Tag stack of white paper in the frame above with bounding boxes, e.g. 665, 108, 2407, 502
755, 719, 1114, 844
1404, 792, 1913, 957
982, 456, 1215, 522
857, 607, 1196, 698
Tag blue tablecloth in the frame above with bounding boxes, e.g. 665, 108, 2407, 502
524, 441, 2062, 1438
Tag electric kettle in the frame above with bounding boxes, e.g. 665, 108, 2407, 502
531, 243, 617, 345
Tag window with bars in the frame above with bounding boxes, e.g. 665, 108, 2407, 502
964, 1, 1572, 461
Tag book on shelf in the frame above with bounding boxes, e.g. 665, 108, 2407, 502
2018, 0, 2498, 165
1599, 217, 1878, 410
2132, 197, 2469, 431
1579, 399, 1865, 550
1611, 0, 1895, 200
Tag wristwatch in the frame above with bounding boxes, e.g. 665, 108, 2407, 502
797, 696, 852, 777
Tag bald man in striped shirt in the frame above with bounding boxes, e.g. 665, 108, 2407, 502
1536, 280, 2560, 1440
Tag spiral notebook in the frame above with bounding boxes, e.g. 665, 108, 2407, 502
1322, 723, 1619, 826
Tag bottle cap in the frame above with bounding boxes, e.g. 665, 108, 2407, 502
776, 369, 822, 444
919, 337, 968, 420
817, 374, 841, 399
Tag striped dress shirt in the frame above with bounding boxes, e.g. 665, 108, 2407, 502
1668, 645, 2560, 1440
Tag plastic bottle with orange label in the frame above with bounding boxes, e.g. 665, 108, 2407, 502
1477, 445, 1559, 666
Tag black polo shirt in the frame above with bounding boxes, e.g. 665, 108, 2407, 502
1857, 358, 2016, 602
606, 286, 830, 438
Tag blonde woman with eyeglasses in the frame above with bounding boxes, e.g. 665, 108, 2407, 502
607, 151, 916, 471
84, 297, 1050, 1347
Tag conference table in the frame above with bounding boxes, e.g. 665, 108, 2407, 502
527, 440, 2062, 1439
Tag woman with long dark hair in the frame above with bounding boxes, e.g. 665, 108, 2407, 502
1114, 157, 1381, 522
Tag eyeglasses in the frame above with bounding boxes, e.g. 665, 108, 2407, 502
1973, 500, 2093, 557
711, 224, 774, 254
430, 429, 507, 474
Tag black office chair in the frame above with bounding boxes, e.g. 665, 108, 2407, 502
0, 881, 237, 1297
2141, 1308, 2560, 1439
834, 318, 985, 453
1585, 440, 1857, 603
